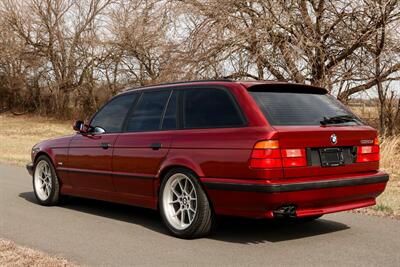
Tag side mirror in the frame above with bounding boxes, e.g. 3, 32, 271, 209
73, 120, 87, 133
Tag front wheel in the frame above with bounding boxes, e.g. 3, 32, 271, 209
159, 168, 214, 239
33, 155, 61, 206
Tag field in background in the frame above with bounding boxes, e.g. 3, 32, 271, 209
0, 239, 78, 267
0, 113, 399, 218
0, 114, 73, 165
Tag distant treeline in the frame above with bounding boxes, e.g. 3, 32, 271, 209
0, 0, 399, 134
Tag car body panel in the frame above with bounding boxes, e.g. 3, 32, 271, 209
64, 133, 118, 192
27, 80, 388, 219
112, 131, 172, 200
201, 171, 388, 218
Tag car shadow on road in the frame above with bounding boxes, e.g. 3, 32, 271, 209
19, 191, 350, 244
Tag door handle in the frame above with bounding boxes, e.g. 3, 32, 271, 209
100, 143, 111, 149
150, 143, 162, 150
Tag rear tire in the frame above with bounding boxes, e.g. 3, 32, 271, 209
32, 155, 61, 206
159, 168, 214, 239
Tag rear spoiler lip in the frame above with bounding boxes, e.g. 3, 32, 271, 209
244, 82, 328, 94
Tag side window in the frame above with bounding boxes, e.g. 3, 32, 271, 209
126, 90, 170, 132
161, 91, 177, 130
90, 93, 137, 133
183, 88, 244, 128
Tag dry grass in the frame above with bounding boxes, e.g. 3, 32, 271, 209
354, 136, 400, 218
0, 114, 73, 165
0, 239, 78, 267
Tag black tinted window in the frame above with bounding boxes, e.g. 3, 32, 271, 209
161, 91, 177, 130
91, 94, 137, 133
250, 91, 360, 126
126, 91, 170, 132
184, 89, 244, 128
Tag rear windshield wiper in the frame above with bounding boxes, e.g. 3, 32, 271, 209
320, 115, 358, 125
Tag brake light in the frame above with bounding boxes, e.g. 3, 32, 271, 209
356, 143, 380, 163
250, 141, 307, 169
250, 141, 282, 168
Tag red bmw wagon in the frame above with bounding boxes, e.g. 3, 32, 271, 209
27, 80, 388, 238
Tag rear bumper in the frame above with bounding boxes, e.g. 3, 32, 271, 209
26, 163, 34, 176
201, 172, 389, 218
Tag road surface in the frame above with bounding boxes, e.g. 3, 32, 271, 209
1, 163, 399, 266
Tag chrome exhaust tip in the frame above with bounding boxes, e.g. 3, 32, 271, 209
273, 205, 297, 218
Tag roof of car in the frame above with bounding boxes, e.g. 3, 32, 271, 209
120, 79, 327, 94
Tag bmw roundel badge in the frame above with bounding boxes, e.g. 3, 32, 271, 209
330, 134, 337, 144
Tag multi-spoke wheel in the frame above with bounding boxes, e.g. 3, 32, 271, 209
160, 168, 214, 239
33, 155, 60, 205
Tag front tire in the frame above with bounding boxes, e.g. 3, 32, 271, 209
33, 155, 60, 206
159, 168, 214, 239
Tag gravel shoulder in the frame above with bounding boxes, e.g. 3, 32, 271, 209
0, 239, 78, 267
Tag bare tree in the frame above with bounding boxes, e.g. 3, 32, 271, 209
176, 0, 400, 96
0, 0, 399, 134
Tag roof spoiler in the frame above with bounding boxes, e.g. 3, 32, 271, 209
246, 83, 328, 94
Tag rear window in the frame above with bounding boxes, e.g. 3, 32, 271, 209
250, 91, 361, 126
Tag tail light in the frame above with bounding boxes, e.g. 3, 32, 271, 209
250, 140, 282, 168
250, 140, 307, 169
356, 137, 380, 163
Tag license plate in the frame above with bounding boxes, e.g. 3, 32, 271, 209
319, 148, 344, 167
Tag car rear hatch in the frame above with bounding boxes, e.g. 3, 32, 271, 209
247, 83, 379, 178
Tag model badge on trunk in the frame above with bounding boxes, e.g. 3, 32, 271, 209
360, 139, 373, 144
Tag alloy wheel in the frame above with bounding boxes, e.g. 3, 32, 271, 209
34, 160, 53, 201
162, 173, 198, 230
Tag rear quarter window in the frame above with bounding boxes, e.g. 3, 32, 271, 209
183, 88, 245, 128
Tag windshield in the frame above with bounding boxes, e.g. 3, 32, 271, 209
249, 91, 362, 126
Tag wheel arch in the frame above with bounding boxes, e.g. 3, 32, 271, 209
156, 164, 202, 191
33, 151, 63, 185
34, 151, 53, 164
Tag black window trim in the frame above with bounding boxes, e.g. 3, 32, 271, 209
91, 85, 248, 134
159, 90, 175, 130
181, 86, 248, 130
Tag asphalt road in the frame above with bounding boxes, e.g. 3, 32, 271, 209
1, 163, 400, 267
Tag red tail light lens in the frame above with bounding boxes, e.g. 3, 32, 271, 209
250, 140, 282, 169
250, 141, 307, 169
250, 158, 282, 168
251, 149, 281, 159
356, 145, 380, 163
